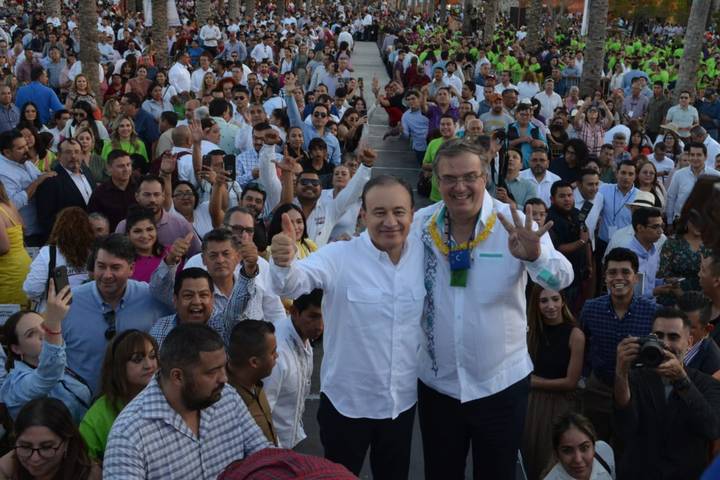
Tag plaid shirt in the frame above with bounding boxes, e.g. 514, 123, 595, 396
580, 294, 657, 385
235, 148, 261, 189
104, 378, 272, 479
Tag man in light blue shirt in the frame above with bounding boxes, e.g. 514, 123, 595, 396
0, 130, 55, 245
627, 207, 665, 298
284, 74, 342, 165
598, 160, 638, 244
401, 89, 429, 163
62, 234, 173, 394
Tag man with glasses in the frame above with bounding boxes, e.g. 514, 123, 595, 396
414, 139, 573, 479
665, 90, 700, 139
61, 234, 173, 394
581, 247, 656, 444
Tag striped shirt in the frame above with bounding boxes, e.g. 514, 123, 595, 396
104, 379, 272, 479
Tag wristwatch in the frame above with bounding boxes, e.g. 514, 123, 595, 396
672, 376, 691, 392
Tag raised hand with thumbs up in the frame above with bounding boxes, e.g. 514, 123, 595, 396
358, 147, 377, 168
165, 232, 194, 266
238, 235, 259, 276
271, 213, 298, 267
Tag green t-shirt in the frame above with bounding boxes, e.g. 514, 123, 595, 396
79, 395, 122, 461
423, 137, 451, 202
101, 138, 148, 162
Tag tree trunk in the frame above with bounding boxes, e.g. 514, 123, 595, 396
45, 0, 61, 18
578, 0, 608, 97
79, 0, 101, 104
151, 0, 169, 69
462, 0, 473, 34
227, 0, 239, 18
483, 0, 498, 44
676, 0, 712, 99
196, 0, 211, 26
277, 0, 285, 17
126, 0, 137, 15
439, 0, 447, 22
246, 0, 256, 17
525, 0, 543, 53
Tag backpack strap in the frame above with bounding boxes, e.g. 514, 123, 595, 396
594, 451, 612, 476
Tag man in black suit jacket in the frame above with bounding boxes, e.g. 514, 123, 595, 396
36, 138, 94, 238
615, 307, 720, 480
679, 291, 720, 380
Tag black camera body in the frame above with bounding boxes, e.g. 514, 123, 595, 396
633, 334, 665, 368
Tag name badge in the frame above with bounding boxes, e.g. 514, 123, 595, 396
449, 249, 471, 271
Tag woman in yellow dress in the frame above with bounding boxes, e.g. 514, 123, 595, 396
0, 181, 31, 307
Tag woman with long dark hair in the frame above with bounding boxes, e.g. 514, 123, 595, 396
124, 207, 169, 283
0, 398, 100, 479
522, 285, 585, 480
79, 330, 158, 462
267, 203, 317, 259
61, 101, 109, 142
17, 102, 45, 131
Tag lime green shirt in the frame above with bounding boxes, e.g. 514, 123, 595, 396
101, 139, 148, 162
79, 396, 122, 461
423, 137, 450, 202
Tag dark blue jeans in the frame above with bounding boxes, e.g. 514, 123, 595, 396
418, 375, 531, 480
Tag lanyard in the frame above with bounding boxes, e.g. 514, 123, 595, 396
612, 186, 632, 222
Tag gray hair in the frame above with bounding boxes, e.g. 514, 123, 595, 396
194, 106, 210, 121
432, 138, 491, 178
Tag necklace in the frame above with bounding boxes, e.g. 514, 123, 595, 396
428, 210, 497, 256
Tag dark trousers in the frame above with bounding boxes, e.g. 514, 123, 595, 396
418, 376, 530, 480
317, 393, 415, 480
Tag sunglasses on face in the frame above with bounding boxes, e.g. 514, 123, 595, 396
299, 178, 320, 186
313, 112, 327, 118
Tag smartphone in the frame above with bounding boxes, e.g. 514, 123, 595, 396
202, 154, 212, 168
223, 155, 237, 182
52, 266, 72, 304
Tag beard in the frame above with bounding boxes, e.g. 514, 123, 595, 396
180, 376, 224, 411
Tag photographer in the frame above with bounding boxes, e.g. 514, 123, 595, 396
547, 180, 590, 315
615, 308, 720, 480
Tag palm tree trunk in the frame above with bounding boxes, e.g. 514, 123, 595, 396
277, 0, 285, 17
79, 0, 101, 103
525, 0, 543, 53
227, 0, 239, 18
483, 0, 499, 44
151, 0, 169, 69
246, 0, 256, 17
578, 0, 608, 97
462, 0, 473, 34
676, 0, 712, 99
439, 0, 447, 21
126, 0, 137, 15
196, 0, 211, 26
45, 0, 61, 18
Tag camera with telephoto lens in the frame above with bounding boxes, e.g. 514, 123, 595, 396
633, 334, 665, 368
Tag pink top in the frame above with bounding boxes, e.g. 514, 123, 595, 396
131, 246, 171, 283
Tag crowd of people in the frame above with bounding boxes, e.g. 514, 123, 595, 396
0, 0, 717, 479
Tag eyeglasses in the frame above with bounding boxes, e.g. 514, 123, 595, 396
438, 173, 483, 187
14, 442, 64, 460
644, 223, 664, 231
104, 310, 116, 340
299, 178, 321, 186
228, 225, 255, 235
313, 112, 328, 118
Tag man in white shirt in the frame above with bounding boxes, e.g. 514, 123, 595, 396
415, 139, 573, 479
666, 142, 720, 221
574, 168, 603, 251
264, 289, 323, 448
270, 175, 424, 479
168, 52, 192, 95
533, 79, 564, 122
690, 125, 720, 170
519, 147, 561, 207
494, 70, 517, 95
199, 18, 222, 55
604, 190, 667, 259
191, 52, 214, 94
251, 36, 274, 63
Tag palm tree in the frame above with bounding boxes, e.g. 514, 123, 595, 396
579, 0, 608, 97
462, 0, 473, 34
196, 0, 211, 26
227, 0, 240, 20
78, 0, 101, 101
525, 0, 543, 54
483, 0, 499, 44
246, 0, 256, 18
675, 0, 712, 98
277, 0, 286, 17
439, 0, 447, 22
151, 0, 169, 69
45, 0, 61, 18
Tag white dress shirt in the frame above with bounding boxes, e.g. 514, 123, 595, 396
573, 189, 603, 250
414, 193, 574, 403
199, 25, 221, 47
168, 62, 191, 94
603, 224, 666, 260
519, 168, 561, 207
270, 232, 426, 419
251, 44, 274, 63
191, 67, 214, 94
63, 167, 92, 204
704, 135, 720, 170
666, 165, 720, 221
263, 316, 313, 448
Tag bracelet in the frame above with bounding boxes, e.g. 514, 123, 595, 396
40, 324, 62, 336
